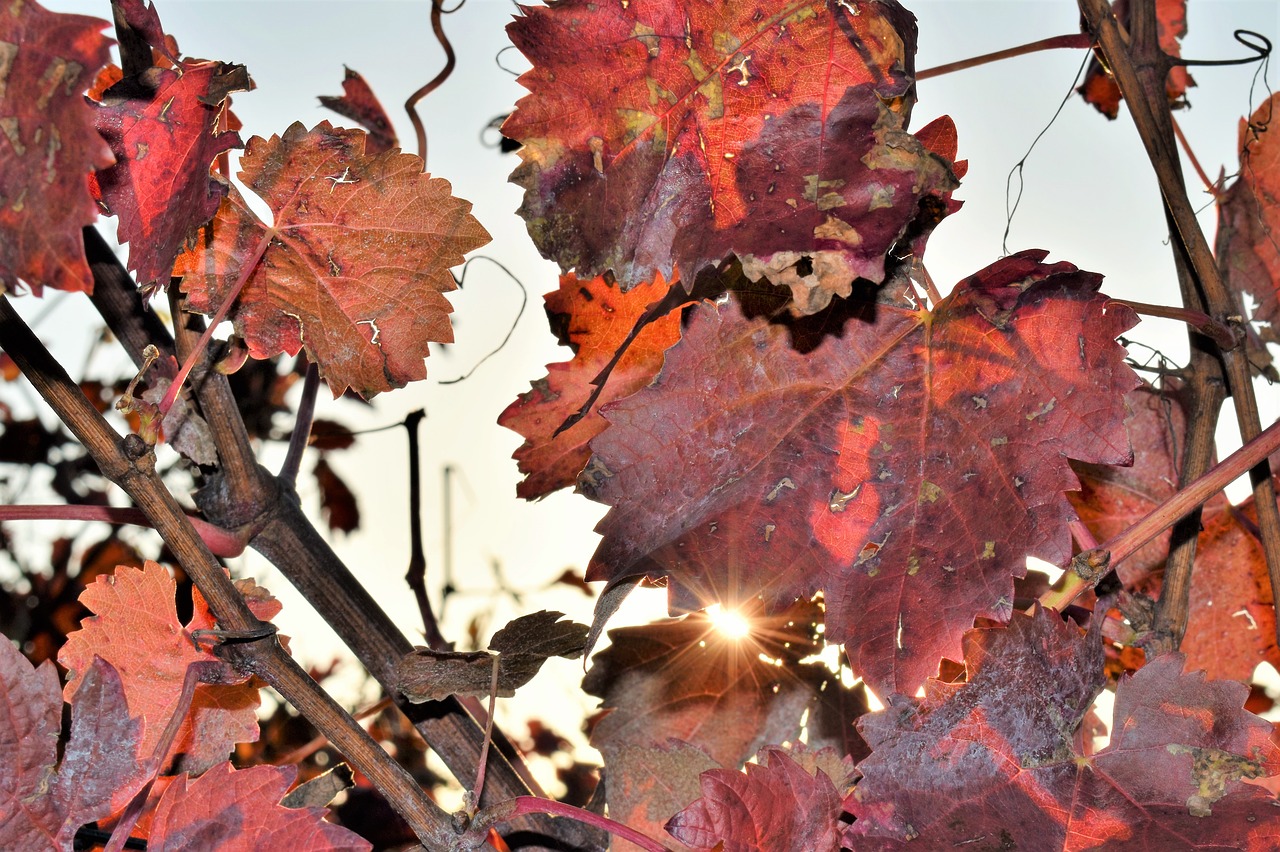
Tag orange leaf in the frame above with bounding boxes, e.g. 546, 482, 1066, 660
499, 272, 683, 499
175, 121, 490, 397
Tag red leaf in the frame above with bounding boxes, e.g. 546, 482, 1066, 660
91, 0, 247, 290
319, 66, 398, 155
666, 746, 846, 852
1219, 93, 1280, 346
847, 608, 1280, 849
1072, 382, 1279, 682
499, 272, 683, 499
504, 0, 959, 312
1079, 0, 1194, 119
584, 600, 864, 844
581, 250, 1138, 697
174, 121, 491, 397
314, 456, 360, 534
147, 763, 370, 851
58, 561, 274, 775
0, 641, 149, 848
0, 0, 113, 294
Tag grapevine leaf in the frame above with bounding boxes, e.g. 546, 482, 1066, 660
498, 272, 683, 499
1079, 0, 1194, 119
504, 0, 959, 312
585, 600, 864, 844
314, 457, 360, 534
147, 763, 371, 852
91, 0, 247, 291
397, 610, 587, 701
581, 250, 1138, 697
58, 561, 278, 775
1218, 92, 1280, 347
847, 607, 1280, 849
319, 66, 397, 155
174, 121, 491, 398
0, 0, 113, 294
1071, 382, 1279, 681
666, 746, 846, 852
0, 641, 149, 848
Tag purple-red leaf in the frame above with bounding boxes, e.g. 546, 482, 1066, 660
147, 763, 370, 851
504, 0, 959, 312
581, 251, 1138, 697
847, 607, 1280, 850
667, 746, 846, 852
0, 0, 113, 294
0, 641, 148, 848
319, 67, 397, 155
92, 0, 247, 291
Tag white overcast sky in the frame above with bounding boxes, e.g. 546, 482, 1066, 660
21, 0, 1280, 763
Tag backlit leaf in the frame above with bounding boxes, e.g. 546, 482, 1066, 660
91, 0, 247, 290
847, 607, 1280, 849
499, 272, 683, 499
147, 763, 370, 851
667, 746, 846, 852
174, 121, 490, 398
1079, 0, 1194, 119
0, 641, 148, 848
581, 250, 1137, 697
58, 561, 279, 775
504, 0, 959, 312
319, 66, 397, 155
0, 0, 113, 294
1071, 381, 1279, 682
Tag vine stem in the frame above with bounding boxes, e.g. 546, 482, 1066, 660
1108, 298, 1235, 350
1041, 415, 1280, 611
1171, 116, 1221, 198
0, 297, 456, 848
1078, 0, 1280, 653
160, 229, 273, 418
0, 504, 245, 557
277, 361, 319, 490
406, 0, 456, 167
476, 797, 671, 852
916, 33, 1093, 80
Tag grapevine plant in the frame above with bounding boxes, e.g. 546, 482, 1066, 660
1, 0, 1280, 849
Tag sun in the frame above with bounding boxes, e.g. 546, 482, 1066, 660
706, 603, 752, 640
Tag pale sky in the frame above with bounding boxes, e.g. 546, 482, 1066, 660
18, 0, 1280, 788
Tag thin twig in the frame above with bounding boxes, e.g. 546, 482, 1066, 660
403, 408, 448, 648
278, 362, 320, 490
406, 0, 457, 167
0, 504, 245, 557
917, 33, 1093, 80
1079, 0, 1280, 656
0, 297, 455, 847
470, 655, 502, 815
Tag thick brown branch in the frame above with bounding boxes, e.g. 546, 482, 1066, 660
1078, 0, 1280, 653
0, 297, 453, 846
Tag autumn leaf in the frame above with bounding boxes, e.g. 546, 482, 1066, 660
1079, 0, 1194, 119
846, 607, 1280, 849
580, 250, 1138, 697
499, 272, 683, 498
315, 457, 360, 534
666, 746, 847, 852
397, 610, 587, 701
1071, 381, 1279, 682
1218, 92, 1280, 347
584, 600, 865, 847
58, 561, 280, 775
504, 0, 960, 313
0, 641, 150, 848
319, 66, 398, 155
174, 121, 490, 398
146, 763, 370, 851
0, 0, 113, 294
90, 0, 248, 291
